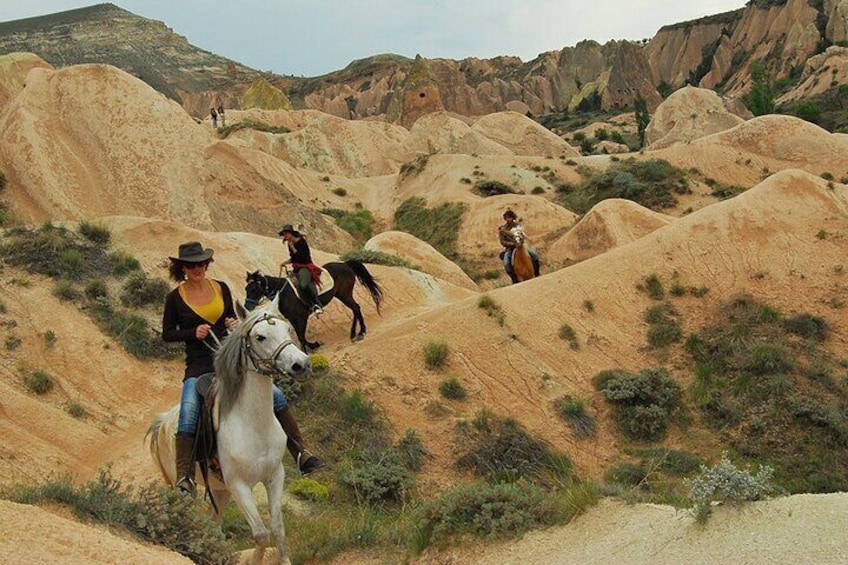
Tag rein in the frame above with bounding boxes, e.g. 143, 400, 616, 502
244, 274, 284, 310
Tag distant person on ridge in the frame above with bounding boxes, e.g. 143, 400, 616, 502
217, 105, 225, 127
279, 224, 325, 316
498, 209, 540, 283
210, 107, 218, 128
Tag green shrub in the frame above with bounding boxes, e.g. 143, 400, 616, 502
5, 335, 21, 350
394, 197, 467, 258
783, 313, 829, 342
477, 295, 505, 326
414, 480, 557, 550
217, 119, 289, 138
78, 222, 111, 245
84, 279, 109, 300
605, 462, 648, 487
473, 180, 517, 196
553, 395, 596, 438
120, 272, 168, 308
108, 251, 141, 276
531, 186, 545, 194
89, 299, 177, 359
339, 449, 413, 507
340, 248, 415, 269
24, 370, 53, 394
310, 353, 330, 372
686, 453, 774, 522
439, 376, 467, 400
643, 274, 665, 300
287, 477, 330, 502
67, 402, 86, 418
338, 389, 377, 425
4, 470, 234, 562
397, 428, 428, 471
583, 299, 595, 312
44, 330, 57, 347
456, 411, 573, 485
399, 154, 430, 179
645, 303, 682, 348
423, 338, 449, 370
593, 367, 683, 442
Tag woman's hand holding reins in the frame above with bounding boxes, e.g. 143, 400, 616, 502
195, 324, 212, 340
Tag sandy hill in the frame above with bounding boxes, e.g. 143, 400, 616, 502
547, 198, 674, 266
335, 169, 848, 482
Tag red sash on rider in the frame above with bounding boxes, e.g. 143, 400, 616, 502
292, 262, 324, 288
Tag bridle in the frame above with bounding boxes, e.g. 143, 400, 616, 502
244, 274, 283, 310
242, 311, 297, 376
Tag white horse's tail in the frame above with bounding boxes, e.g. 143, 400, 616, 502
146, 410, 174, 486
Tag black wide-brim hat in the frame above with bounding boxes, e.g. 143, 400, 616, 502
169, 241, 214, 263
277, 224, 301, 237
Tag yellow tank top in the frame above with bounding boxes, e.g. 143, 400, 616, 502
180, 280, 224, 324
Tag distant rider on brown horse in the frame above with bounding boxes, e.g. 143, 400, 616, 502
498, 209, 540, 283
279, 224, 324, 316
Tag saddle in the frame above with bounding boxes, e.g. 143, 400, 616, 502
285, 269, 335, 303
191, 374, 224, 484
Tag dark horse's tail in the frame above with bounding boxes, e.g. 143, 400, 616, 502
345, 259, 384, 314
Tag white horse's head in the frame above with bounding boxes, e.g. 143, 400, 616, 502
509, 226, 526, 246
232, 294, 311, 379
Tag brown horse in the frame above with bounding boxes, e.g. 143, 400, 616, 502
511, 229, 536, 282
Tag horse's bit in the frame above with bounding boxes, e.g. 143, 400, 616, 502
243, 312, 296, 376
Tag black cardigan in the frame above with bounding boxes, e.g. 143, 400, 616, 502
162, 279, 236, 380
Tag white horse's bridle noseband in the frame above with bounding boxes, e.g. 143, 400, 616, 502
242, 312, 296, 376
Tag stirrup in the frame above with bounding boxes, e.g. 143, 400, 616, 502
176, 475, 197, 498
311, 304, 323, 317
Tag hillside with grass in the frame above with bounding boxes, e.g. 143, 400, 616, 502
1, 48, 848, 564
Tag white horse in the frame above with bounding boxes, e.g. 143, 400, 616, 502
147, 295, 310, 565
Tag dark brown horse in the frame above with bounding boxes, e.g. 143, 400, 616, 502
245, 260, 383, 351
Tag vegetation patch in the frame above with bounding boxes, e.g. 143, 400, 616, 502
423, 338, 449, 370
686, 453, 774, 522
340, 248, 416, 269
321, 206, 374, 245
645, 303, 683, 348
472, 179, 518, 197
439, 376, 467, 401
217, 119, 290, 138
686, 294, 848, 493
477, 294, 505, 326
592, 368, 684, 442
557, 158, 689, 214
393, 197, 467, 258
553, 395, 596, 438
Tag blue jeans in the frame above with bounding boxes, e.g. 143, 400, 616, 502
177, 376, 288, 434
503, 247, 539, 276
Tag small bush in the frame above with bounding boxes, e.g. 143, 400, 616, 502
84, 279, 109, 300
340, 248, 415, 269
605, 462, 648, 487
399, 154, 430, 179
645, 303, 682, 348
25, 370, 53, 394
553, 395, 596, 438
120, 272, 168, 308
339, 449, 413, 507
78, 222, 111, 245
783, 313, 829, 342
686, 453, 774, 522
44, 330, 57, 347
338, 389, 377, 425
397, 429, 428, 471
5, 335, 21, 350
414, 480, 558, 550
439, 376, 467, 400
393, 197, 467, 258
423, 338, 449, 370
108, 251, 141, 276
477, 295, 505, 326
332, 187, 348, 197
67, 402, 86, 418
310, 353, 330, 372
583, 299, 595, 312
643, 274, 665, 300
288, 478, 330, 502
593, 367, 683, 441
531, 186, 545, 194
217, 119, 289, 138
473, 180, 517, 197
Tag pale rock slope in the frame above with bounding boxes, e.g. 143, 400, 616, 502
471, 111, 580, 158
547, 198, 674, 265
334, 170, 848, 483
651, 114, 848, 187
365, 231, 478, 291
0, 63, 354, 252
646, 86, 747, 150
0, 52, 52, 108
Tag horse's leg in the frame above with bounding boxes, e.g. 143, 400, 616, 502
227, 480, 270, 565
337, 293, 365, 341
265, 465, 290, 565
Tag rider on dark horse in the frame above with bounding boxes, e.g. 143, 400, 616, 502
278, 224, 324, 316
498, 209, 540, 284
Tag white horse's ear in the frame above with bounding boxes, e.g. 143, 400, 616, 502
235, 300, 247, 321
270, 292, 281, 312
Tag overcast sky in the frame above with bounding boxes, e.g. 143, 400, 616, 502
1, 1, 745, 77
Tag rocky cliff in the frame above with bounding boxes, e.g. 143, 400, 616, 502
2, 1, 848, 123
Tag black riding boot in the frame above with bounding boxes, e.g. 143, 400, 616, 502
303, 284, 323, 316
275, 407, 324, 475
174, 433, 197, 498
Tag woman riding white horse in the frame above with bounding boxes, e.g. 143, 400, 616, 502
150, 294, 308, 565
